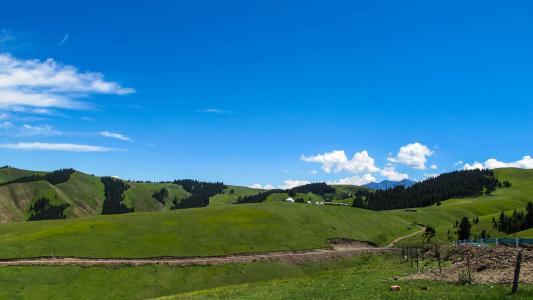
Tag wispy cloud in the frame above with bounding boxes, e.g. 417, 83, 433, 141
0, 142, 114, 152
197, 108, 233, 114
99, 131, 131, 141
0, 53, 134, 110
19, 124, 62, 136
57, 33, 69, 46
0, 29, 14, 44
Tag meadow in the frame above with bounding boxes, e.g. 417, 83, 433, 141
0, 202, 414, 258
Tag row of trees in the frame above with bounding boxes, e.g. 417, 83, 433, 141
236, 190, 279, 204
288, 183, 335, 195
171, 180, 225, 209
27, 197, 69, 221
0, 168, 76, 186
494, 202, 533, 234
353, 169, 505, 210
101, 177, 134, 214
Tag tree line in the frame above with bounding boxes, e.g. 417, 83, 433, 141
101, 177, 134, 214
494, 202, 533, 234
353, 169, 507, 210
0, 168, 76, 186
28, 197, 70, 221
171, 179, 225, 209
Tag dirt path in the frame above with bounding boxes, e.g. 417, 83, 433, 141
387, 226, 426, 247
0, 246, 399, 267
0, 231, 421, 267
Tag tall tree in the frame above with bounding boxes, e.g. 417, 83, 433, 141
458, 217, 472, 240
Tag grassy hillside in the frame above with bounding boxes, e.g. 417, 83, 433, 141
209, 186, 264, 206
0, 170, 108, 223
388, 168, 533, 244
161, 255, 533, 300
123, 182, 190, 211
0, 201, 414, 258
0, 255, 381, 299
0, 167, 45, 182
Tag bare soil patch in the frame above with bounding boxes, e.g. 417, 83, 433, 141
409, 245, 533, 284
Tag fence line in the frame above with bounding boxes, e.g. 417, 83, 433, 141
455, 237, 533, 247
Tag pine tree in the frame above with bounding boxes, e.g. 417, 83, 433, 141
458, 217, 472, 240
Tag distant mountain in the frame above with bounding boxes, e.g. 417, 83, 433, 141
364, 179, 416, 190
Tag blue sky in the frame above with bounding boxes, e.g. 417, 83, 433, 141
0, 1, 532, 188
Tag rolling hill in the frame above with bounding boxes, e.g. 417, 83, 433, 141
0, 201, 415, 258
0, 167, 262, 223
386, 168, 533, 244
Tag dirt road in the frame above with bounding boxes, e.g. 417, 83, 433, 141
0, 245, 399, 267
387, 226, 426, 247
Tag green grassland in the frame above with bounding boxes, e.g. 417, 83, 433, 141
0, 255, 384, 299
209, 185, 264, 206
123, 182, 190, 211
0, 167, 264, 223
161, 254, 533, 300
388, 168, 533, 245
0, 167, 45, 182
0, 201, 414, 258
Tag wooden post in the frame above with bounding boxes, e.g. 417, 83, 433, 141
516, 238, 519, 248
512, 250, 523, 294
416, 249, 419, 271
435, 244, 442, 273
410, 248, 413, 267
466, 255, 472, 284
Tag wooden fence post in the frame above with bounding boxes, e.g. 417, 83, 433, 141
466, 255, 472, 284
512, 250, 523, 294
416, 249, 419, 271
435, 243, 442, 273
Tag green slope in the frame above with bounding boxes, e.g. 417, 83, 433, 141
387, 168, 533, 244
209, 186, 264, 206
0, 167, 45, 183
123, 182, 190, 211
0, 201, 414, 258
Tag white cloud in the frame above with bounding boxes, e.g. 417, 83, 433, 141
250, 183, 274, 190
328, 174, 376, 186
388, 143, 434, 170
379, 166, 408, 181
0, 53, 133, 110
463, 156, 533, 170
197, 108, 233, 114
0, 142, 114, 152
279, 179, 311, 189
99, 131, 131, 141
463, 162, 484, 170
19, 124, 62, 136
430, 164, 438, 170
309, 170, 318, 175
301, 150, 379, 174
454, 160, 464, 166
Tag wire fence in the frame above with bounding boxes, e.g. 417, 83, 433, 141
455, 237, 533, 247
